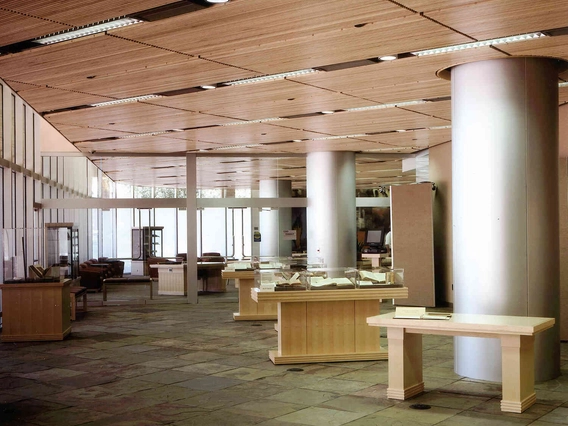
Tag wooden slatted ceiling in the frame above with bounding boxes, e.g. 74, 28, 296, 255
122, 0, 410, 57
148, 79, 375, 119
0, 9, 67, 47
299, 48, 503, 95
205, 16, 469, 74
46, 102, 232, 132
78, 137, 215, 154
1, 0, 175, 29
0, 35, 200, 87
423, 0, 568, 42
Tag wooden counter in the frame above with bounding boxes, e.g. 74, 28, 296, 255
0, 280, 71, 342
252, 286, 408, 364
222, 269, 277, 321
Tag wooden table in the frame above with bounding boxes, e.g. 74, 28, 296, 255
222, 269, 277, 321
0, 280, 71, 342
366, 312, 555, 413
252, 287, 408, 364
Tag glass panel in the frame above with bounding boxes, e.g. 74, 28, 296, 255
200, 208, 225, 256
177, 209, 187, 255
155, 208, 175, 257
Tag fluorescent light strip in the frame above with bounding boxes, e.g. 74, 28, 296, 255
221, 118, 284, 126
91, 94, 163, 107
224, 69, 317, 85
205, 144, 265, 151
560, 82, 568, 87
118, 131, 170, 139
412, 32, 546, 56
33, 17, 143, 45
310, 134, 368, 141
346, 99, 429, 112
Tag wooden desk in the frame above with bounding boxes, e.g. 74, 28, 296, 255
197, 262, 226, 293
0, 280, 71, 342
366, 312, 555, 413
252, 287, 408, 364
361, 253, 389, 268
222, 269, 277, 321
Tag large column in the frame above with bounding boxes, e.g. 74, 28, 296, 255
259, 180, 292, 258
452, 57, 561, 381
306, 151, 356, 270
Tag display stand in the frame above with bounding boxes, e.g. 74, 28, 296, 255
0, 279, 72, 341
252, 287, 408, 364
222, 269, 277, 320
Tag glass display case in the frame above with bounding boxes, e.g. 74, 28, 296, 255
45, 223, 79, 279
357, 267, 404, 288
255, 268, 306, 291
304, 267, 358, 290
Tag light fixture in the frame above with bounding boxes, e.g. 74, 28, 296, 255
379, 55, 397, 61
346, 99, 429, 112
560, 81, 568, 87
224, 68, 317, 85
200, 85, 216, 90
412, 32, 546, 56
207, 0, 229, 2
90, 94, 163, 107
221, 118, 284, 126
33, 17, 143, 45
320, 110, 335, 114
118, 131, 171, 139
310, 134, 368, 141
204, 144, 265, 151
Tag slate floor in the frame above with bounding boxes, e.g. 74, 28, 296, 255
1, 282, 568, 425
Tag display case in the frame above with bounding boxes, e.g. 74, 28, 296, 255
132, 226, 163, 260
255, 268, 306, 291
45, 223, 79, 279
254, 256, 326, 291
304, 267, 358, 290
356, 267, 404, 288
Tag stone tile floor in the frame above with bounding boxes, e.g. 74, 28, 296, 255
1, 282, 568, 425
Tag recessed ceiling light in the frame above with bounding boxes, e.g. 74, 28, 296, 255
379, 55, 397, 61
33, 17, 143, 45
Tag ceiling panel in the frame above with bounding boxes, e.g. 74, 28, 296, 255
0, 0, 566, 190
148, 79, 373, 119
2, 0, 176, 28
423, 0, 568, 42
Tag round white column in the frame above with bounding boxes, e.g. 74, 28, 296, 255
452, 57, 561, 381
306, 151, 357, 269
259, 180, 292, 257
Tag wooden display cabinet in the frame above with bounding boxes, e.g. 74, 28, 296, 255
252, 287, 408, 364
0, 279, 72, 342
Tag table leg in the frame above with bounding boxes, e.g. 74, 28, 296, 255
386, 327, 424, 400
500, 334, 536, 413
